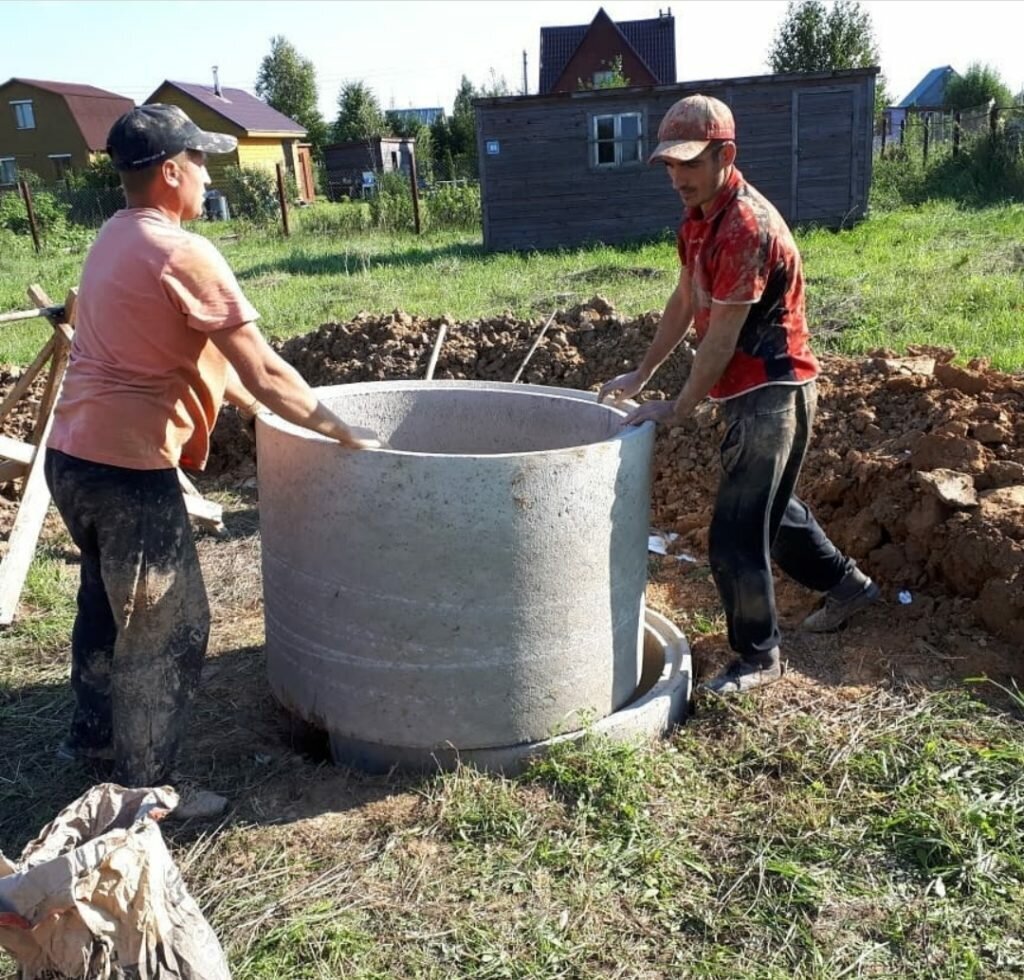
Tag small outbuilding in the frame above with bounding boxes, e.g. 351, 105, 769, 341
322, 137, 416, 199
475, 67, 878, 251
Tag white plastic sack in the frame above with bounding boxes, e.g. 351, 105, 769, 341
0, 783, 230, 980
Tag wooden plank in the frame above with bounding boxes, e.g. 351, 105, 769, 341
29, 288, 74, 444
0, 435, 36, 465
0, 385, 62, 625
0, 461, 28, 483
0, 335, 56, 423
178, 469, 225, 534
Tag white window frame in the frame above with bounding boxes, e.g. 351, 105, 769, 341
590, 111, 643, 169
11, 100, 35, 130
49, 153, 73, 179
0, 157, 16, 185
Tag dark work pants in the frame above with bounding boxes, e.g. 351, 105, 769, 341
708, 382, 852, 661
44, 449, 210, 785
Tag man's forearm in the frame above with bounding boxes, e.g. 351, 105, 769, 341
672, 340, 736, 417
637, 287, 694, 379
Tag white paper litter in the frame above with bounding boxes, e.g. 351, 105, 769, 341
647, 531, 697, 563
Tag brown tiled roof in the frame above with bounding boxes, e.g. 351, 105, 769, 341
5, 78, 134, 150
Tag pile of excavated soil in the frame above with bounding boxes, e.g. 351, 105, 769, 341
222, 299, 1024, 649
5, 300, 1023, 651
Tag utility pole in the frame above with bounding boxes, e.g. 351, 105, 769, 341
522, 50, 528, 96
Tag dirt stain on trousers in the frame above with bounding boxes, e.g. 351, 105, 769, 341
45, 449, 210, 786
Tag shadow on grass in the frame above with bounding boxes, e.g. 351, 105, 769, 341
0, 642, 421, 856
237, 241, 486, 281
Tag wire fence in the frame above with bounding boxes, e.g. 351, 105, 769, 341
877, 102, 1024, 163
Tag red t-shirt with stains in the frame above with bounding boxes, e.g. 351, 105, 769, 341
677, 167, 819, 400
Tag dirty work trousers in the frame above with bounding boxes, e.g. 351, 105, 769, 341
708, 382, 853, 662
44, 449, 210, 786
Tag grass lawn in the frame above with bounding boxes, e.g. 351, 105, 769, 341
1, 199, 1023, 369
1, 201, 1024, 977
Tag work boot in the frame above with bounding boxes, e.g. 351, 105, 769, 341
801, 570, 881, 633
702, 648, 782, 695
55, 737, 115, 763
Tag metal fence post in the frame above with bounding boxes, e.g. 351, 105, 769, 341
922, 115, 930, 164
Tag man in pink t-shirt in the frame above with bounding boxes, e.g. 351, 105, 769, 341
45, 105, 380, 801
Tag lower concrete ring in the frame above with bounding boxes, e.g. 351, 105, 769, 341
328, 608, 692, 774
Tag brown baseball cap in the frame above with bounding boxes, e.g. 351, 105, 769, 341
649, 94, 736, 164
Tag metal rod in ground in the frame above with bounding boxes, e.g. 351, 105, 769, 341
511, 311, 558, 384
425, 324, 447, 380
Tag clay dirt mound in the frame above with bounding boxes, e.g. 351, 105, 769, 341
220, 301, 1024, 651
4, 299, 1023, 653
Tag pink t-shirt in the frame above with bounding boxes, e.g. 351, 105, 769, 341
48, 208, 258, 470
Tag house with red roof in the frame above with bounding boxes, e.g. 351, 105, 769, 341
146, 77, 314, 200
0, 77, 134, 186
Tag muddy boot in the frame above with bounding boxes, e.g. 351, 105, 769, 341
702, 647, 782, 695
801, 568, 881, 633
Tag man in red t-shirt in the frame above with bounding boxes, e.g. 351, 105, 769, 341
599, 95, 879, 694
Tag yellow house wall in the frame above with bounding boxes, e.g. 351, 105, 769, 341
146, 86, 301, 189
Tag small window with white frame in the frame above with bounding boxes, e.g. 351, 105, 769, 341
592, 70, 614, 86
0, 158, 16, 185
591, 112, 643, 168
11, 100, 35, 130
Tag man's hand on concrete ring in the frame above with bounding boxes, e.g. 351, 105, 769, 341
597, 369, 650, 406
621, 398, 680, 428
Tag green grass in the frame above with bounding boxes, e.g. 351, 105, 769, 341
181, 693, 1023, 978
3, 199, 1022, 369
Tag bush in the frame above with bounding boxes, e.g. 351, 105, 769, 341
220, 165, 279, 224
368, 170, 420, 232
0, 177, 69, 235
293, 200, 372, 235
872, 131, 1024, 211
426, 182, 480, 230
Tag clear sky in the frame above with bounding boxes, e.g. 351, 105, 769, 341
2, 0, 1021, 119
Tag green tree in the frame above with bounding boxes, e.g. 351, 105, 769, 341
333, 81, 389, 142
255, 36, 329, 156
768, 0, 886, 112
578, 55, 631, 91
943, 63, 1014, 110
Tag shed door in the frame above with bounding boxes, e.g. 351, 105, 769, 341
793, 89, 855, 224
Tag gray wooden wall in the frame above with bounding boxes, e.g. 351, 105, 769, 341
476, 69, 876, 251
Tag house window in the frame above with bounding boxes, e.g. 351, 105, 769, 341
11, 100, 35, 130
592, 71, 614, 87
591, 112, 643, 168
49, 154, 73, 180
0, 158, 15, 185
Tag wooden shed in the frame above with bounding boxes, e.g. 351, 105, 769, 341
322, 137, 416, 199
475, 67, 878, 251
